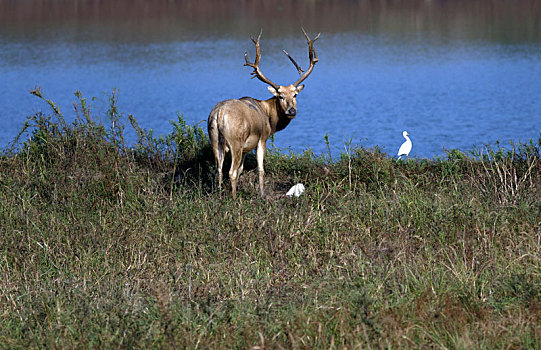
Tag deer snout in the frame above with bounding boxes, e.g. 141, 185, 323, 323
286, 107, 297, 117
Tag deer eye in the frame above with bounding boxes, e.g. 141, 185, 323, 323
279, 95, 284, 100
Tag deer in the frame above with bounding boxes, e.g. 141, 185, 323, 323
207, 29, 320, 197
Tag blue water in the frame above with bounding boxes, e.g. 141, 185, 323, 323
1, 30, 540, 158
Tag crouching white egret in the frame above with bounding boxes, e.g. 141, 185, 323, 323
397, 131, 412, 160
286, 183, 305, 197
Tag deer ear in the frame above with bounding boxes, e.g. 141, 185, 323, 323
267, 86, 280, 96
296, 85, 305, 93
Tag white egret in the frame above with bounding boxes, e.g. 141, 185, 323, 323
286, 183, 305, 197
397, 131, 412, 160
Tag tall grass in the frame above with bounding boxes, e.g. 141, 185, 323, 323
0, 90, 540, 348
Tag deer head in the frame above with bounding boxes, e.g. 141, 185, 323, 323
244, 28, 320, 119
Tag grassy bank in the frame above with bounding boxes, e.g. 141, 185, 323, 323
1, 90, 540, 348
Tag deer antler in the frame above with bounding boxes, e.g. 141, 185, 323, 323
283, 28, 320, 87
244, 30, 280, 91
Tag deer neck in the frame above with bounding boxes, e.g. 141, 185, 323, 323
257, 97, 292, 134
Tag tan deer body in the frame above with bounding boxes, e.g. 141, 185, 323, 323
208, 30, 319, 196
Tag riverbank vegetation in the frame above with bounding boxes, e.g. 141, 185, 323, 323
1, 90, 540, 348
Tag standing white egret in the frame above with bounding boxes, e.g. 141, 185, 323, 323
397, 131, 412, 160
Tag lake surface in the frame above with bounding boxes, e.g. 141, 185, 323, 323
1, 0, 540, 158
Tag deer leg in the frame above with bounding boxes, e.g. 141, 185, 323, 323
210, 125, 225, 190
213, 146, 225, 191
256, 140, 266, 197
238, 153, 247, 178
229, 148, 243, 197
217, 145, 225, 190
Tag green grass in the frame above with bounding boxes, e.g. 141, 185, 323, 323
1, 89, 540, 348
